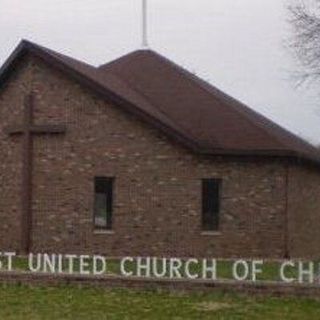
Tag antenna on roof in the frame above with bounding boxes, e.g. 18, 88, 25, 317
142, 0, 149, 48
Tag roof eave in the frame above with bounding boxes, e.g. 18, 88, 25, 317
1, 41, 320, 169
0, 40, 203, 154
199, 148, 320, 167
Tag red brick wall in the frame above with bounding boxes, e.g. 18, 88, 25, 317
0, 57, 33, 251
0, 54, 296, 258
287, 164, 320, 258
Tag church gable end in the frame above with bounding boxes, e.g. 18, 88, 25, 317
1, 41, 320, 258
0, 53, 289, 257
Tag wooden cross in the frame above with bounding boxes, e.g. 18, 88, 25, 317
6, 92, 66, 253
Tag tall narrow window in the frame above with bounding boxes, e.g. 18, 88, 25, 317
94, 177, 114, 230
202, 179, 221, 231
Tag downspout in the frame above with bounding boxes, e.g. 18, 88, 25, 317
284, 161, 290, 259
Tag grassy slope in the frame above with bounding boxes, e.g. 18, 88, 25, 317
1, 285, 320, 320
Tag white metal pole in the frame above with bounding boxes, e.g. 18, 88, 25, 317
142, 0, 148, 48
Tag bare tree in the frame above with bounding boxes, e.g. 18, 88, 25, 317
288, 0, 320, 85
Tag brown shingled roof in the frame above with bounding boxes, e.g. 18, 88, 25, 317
1, 40, 320, 165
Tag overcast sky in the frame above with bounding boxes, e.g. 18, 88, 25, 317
1, 0, 320, 144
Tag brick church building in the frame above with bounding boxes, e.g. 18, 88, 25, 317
0, 40, 319, 258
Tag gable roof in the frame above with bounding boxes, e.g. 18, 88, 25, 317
1, 40, 320, 166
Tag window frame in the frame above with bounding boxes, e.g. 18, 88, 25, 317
93, 176, 114, 230
201, 178, 222, 231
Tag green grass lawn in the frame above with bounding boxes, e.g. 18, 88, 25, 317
0, 284, 320, 319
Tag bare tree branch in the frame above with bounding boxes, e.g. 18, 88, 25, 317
288, 0, 320, 85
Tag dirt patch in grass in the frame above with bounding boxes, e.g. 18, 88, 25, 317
194, 301, 235, 312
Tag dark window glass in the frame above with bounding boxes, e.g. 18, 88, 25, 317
202, 179, 221, 231
94, 177, 113, 229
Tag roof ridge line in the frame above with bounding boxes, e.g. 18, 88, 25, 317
0, 41, 202, 152
1, 41, 320, 165
26, 40, 95, 69
99, 49, 154, 70
104, 69, 220, 148
148, 50, 313, 151
22, 42, 204, 152
97, 70, 202, 144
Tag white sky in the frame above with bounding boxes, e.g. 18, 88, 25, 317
1, 0, 319, 144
